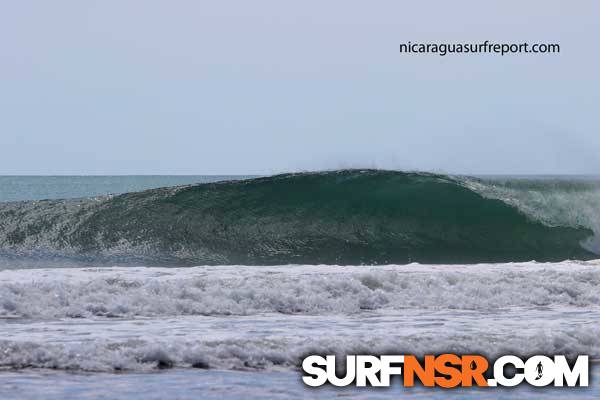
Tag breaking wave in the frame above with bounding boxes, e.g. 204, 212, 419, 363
2, 262, 600, 319
2, 328, 599, 372
1, 262, 600, 373
0, 170, 598, 265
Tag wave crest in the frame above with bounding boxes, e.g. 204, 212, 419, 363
0, 170, 596, 265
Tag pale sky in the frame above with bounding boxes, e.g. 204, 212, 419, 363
1, 1, 598, 175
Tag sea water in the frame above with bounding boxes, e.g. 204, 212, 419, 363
1, 175, 599, 399
0, 175, 253, 203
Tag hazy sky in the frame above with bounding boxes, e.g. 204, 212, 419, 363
1, 1, 598, 175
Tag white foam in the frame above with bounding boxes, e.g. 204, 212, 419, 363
463, 177, 600, 253
1, 311, 598, 372
2, 261, 600, 318
2, 261, 600, 372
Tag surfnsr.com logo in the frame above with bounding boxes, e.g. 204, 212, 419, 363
302, 354, 589, 388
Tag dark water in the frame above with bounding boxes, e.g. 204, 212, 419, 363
0, 170, 599, 266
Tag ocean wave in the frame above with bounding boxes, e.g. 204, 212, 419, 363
0, 170, 597, 265
2, 262, 600, 319
1, 326, 598, 373
2, 262, 600, 373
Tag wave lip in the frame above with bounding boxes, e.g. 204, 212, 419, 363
0, 170, 597, 265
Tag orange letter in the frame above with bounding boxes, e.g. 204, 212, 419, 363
403, 355, 435, 387
461, 355, 489, 387
434, 354, 462, 388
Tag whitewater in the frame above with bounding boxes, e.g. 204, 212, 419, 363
1, 172, 600, 399
1, 262, 600, 399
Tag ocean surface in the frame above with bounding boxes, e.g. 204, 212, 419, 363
1, 172, 599, 399
0, 175, 256, 203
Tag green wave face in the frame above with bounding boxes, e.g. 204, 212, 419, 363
0, 170, 596, 265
